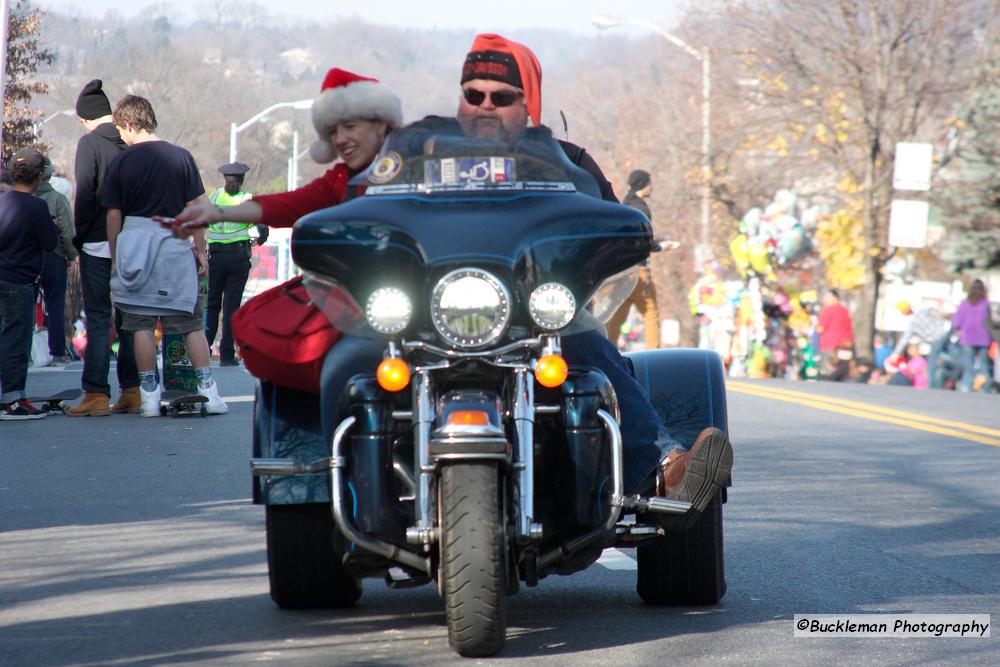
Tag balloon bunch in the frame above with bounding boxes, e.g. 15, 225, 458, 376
729, 189, 819, 281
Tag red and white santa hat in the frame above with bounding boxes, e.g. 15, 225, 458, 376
309, 67, 404, 163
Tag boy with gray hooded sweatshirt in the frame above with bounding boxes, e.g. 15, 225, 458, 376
102, 95, 226, 416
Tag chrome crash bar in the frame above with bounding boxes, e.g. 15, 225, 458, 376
329, 417, 430, 574
250, 419, 431, 575
537, 408, 624, 569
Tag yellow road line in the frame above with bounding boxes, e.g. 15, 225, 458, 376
728, 382, 1000, 437
727, 382, 1000, 448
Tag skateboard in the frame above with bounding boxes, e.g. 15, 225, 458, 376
162, 275, 209, 394
160, 389, 209, 418
26, 389, 83, 413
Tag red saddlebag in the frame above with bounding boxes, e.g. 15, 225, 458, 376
231, 276, 340, 394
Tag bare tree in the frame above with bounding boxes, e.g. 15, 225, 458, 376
713, 0, 998, 354
4, 0, 54, 162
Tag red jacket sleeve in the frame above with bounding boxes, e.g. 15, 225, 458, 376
252, 164, 351, 228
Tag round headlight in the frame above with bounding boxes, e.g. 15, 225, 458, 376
431, 269, 510, 348
365, 287, 412, 334
529, 283, 576, 330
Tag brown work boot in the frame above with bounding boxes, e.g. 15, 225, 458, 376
64, 392, 111, 417
658, 427, 733, 514
111, 387, 141, 414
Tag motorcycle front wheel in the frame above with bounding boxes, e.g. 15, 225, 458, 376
439, 462, 507, 657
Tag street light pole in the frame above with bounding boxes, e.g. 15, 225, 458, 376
229, 98, 313, 164
34, 109, 75, 136
592, 15, 712, 257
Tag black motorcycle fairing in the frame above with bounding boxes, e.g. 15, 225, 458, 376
293, 191, 652, 340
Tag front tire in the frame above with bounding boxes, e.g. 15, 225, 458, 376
266, 503, 362, 609
439, 463, 507, 657
636, 491, 726, 605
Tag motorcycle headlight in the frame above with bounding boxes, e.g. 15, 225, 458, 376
529, 283, 576, 330
365, 287, 412, 334
431, 269, 510, 348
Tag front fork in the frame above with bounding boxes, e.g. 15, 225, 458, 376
405, 361, 622, 552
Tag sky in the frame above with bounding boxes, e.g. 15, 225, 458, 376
43, 0, 681, 34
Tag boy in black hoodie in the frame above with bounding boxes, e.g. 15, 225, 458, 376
0, 149, 59, 419
66, 79, 140, 417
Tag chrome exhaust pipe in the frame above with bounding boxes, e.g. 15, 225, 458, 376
251, 457, 331, 476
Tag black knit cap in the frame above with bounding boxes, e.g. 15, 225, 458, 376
76, 79, 112, 120
461, 50, 523, 89
627, 169, 651, 192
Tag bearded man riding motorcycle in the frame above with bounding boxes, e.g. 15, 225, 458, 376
445, 33, 733, 515
312, 34, 732, 523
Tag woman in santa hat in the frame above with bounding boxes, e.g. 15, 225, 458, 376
172, 67, 403, 228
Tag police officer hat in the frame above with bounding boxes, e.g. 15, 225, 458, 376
218, 162, 250, 177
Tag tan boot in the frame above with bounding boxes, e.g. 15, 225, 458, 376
658, 427, 733, 513
64, 392, 111, 417
111, 387, 141, 414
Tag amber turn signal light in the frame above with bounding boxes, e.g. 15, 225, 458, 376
446, 410, 490, 426
377, 357, 411, 392
535, 354, 568, 388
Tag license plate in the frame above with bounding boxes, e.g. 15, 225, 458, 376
423, 157, 515, 187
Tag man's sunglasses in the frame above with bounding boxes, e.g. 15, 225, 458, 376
462, 88, 524, 108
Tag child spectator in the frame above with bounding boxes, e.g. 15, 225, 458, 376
0, 149, 60, 419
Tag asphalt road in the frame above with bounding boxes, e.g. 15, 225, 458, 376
2, 363, 998, 665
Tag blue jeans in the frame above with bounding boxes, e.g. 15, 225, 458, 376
79, 253, 138, 396
318, 330, 678, 496
926, 334, 949, 389
958, 344, 989, 392
0, 280, 36, 403
40, 252, 68, 357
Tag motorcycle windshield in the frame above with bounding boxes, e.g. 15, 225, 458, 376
351, 116, 602, 198
294, 121, 652, 342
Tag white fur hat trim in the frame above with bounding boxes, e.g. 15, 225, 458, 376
309, 79, 403, 163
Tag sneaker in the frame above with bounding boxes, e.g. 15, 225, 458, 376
198, 381, 228, 415
0, 399, 48, 420
47, 355, 73, 367
140, 386, 162, 418
658, 427, 733, 513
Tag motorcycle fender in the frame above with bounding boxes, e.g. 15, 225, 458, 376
429, 390, 508, 460
625, 348, 731, 490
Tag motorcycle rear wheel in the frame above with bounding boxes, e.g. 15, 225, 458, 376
266, 503, 362, 608
635, 491, 726, 605
439, 462, 507, 657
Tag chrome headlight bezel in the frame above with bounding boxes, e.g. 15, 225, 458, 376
528, 282, 577, 330
430, 268, 511, 348
365, 287, 412, 335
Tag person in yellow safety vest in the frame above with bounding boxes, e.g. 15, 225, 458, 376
205, 162, 269, 366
